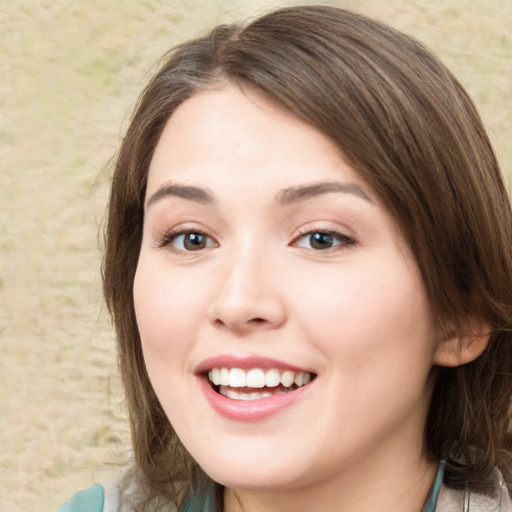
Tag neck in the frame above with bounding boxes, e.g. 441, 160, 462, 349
223, 436, 438, 512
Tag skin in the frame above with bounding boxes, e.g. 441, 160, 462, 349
134, 85, 465, 512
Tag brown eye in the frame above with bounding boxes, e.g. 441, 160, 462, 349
182, 233, 208, 250
162, 231, 218, 252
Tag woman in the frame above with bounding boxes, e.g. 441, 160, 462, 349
57, 5, 512, 511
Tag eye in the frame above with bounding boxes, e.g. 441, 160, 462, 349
160, 230, 218, 252
293, 230, 355, 251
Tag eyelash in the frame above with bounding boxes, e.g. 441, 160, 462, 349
293, 228, 356, 252
158, 228, 218, 254
157, 227, 356, 254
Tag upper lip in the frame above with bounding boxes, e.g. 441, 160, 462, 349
195, 354, 315, 375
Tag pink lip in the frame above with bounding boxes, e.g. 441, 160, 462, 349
195, 354, 312, 374
195, 355, 315, 422
198, 375, 312, 422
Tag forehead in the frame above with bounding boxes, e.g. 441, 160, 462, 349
147, 85, 368, 196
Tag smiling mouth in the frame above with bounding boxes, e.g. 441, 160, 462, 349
206, 367, 316, 401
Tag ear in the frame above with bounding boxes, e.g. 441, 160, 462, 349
433, 320, 492, 367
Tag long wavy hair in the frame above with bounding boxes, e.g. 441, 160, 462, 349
103, 5, 512, 510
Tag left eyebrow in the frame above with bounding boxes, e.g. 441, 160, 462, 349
276, 181, 373, 206
146, 183, 215, 208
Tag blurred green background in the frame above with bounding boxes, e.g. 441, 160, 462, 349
1, 1, 510, 511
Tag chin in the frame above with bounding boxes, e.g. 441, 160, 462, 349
198, 454, 311, 492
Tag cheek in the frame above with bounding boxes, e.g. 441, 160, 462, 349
133, 260, 207, 425
133, 258, 206, 359
297, 255, 436, 367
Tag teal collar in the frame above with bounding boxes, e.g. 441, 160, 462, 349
422, 460, 446, 512
180, 480, 216, 512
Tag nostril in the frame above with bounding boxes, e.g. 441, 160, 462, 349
212, 316, 269, 332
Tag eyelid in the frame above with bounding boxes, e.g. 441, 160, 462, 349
157, 227, 219, 253
291, 225, 356, 251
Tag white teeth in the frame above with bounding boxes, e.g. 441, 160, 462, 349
210, 368, 220, 385
294, 372, 304, 387
207, 367, 313, 391
220, 388, 276, 400
280, 370, 295, 387
265, 368, 281, 387
220, 367, 230, 386
219, 386, 292, 401
293, 372, 311, 386
229, 368, 246, 387
246, 369, 266, 388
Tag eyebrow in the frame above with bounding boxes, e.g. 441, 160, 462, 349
146, 183, 215, 208
276, 181, 373, 206
145, 180, 373, 209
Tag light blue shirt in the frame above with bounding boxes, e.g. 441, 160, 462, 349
54, 483, 104, 512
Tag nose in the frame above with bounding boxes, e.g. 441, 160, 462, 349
207, 247, 286, 334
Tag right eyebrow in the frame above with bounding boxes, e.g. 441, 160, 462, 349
146, 183, 215, 208
276, 181, 373, 206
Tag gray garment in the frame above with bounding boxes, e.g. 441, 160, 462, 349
436, 469, 511, 512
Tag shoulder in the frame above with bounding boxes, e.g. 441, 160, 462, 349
53, 478, 122, 512
116, 467, 180, 512
54, 483, 105, 512
436, 469, 512, 512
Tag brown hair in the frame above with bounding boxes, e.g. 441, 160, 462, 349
103, 5, 512, 508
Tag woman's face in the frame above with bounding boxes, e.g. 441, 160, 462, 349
134, 86, 442, 492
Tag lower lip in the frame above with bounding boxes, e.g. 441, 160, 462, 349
199, 377, 312, 421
